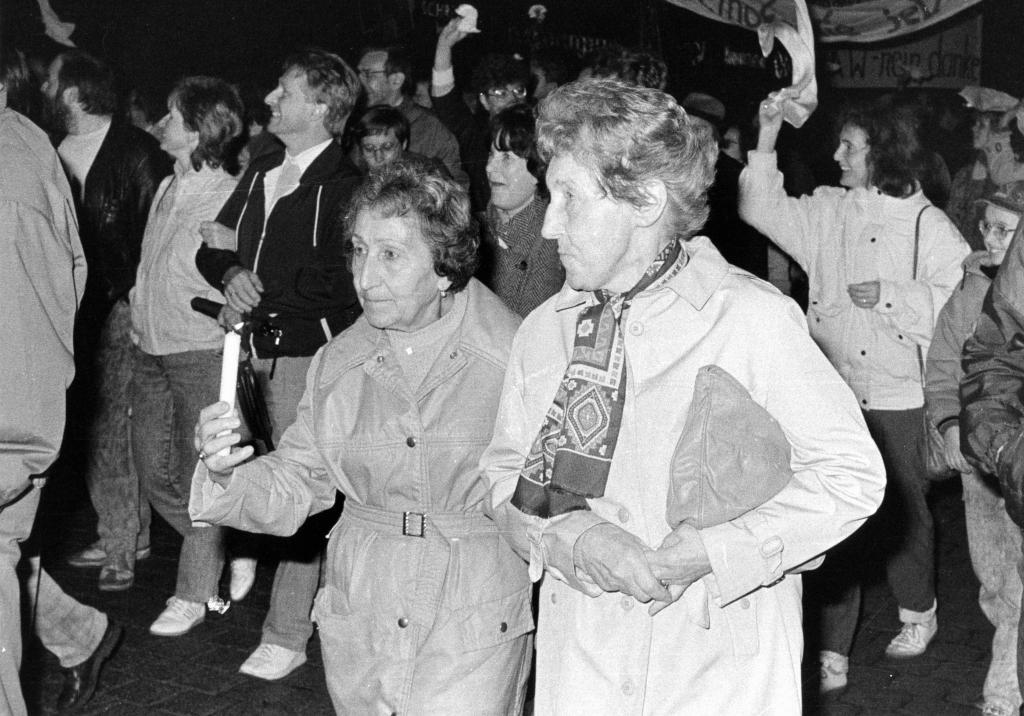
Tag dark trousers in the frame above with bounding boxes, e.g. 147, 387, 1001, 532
810, 407, 936, 655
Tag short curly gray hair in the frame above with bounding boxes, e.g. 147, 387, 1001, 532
343, 160, 479, 293
536, 78, 717, 240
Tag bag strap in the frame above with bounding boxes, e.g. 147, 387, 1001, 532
913, 206, 928, 381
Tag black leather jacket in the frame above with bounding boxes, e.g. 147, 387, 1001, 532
72, 121, 170, 325
961, 229, 1024, 526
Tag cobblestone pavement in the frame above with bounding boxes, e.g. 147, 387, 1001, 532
19, 479, 992, 715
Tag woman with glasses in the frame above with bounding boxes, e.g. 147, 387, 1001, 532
352, 105, 450, 179
927, 185, 1024, 716
739, 96, 969, 694
430, 17, 531, 213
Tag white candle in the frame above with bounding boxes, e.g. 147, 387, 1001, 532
217, 330, 242, 456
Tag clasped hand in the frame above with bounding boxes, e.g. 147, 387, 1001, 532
574, 522, 712, 616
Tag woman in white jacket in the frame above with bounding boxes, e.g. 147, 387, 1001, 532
739, 96, 969, 693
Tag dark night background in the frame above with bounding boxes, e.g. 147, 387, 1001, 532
3, 0, 1022, 172
4, 1, 1017, 97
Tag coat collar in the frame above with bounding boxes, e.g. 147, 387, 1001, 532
553, 235, 729, 313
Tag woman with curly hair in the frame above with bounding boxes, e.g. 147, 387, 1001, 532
190, 160, 532, 712
740, 96, 970, 693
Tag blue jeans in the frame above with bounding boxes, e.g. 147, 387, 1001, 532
131, 347, 224, 602
82, 301, 150, 562
251, 354, 323, 652
963, 470, 1023, 711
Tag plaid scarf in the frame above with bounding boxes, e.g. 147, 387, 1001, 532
511, 238, 685, 517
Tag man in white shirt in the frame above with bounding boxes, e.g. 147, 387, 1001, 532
195, 48, 363, 682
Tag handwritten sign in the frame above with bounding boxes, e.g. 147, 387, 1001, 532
825, 13, 981, 88
662, 0, 983, 43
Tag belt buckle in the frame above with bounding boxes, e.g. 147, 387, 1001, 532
402, 511, 425, 538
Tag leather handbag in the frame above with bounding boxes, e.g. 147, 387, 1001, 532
666, 365, 793, 529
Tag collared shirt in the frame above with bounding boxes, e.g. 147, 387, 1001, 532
131, 164, 238, 355
262, 138, 333, 215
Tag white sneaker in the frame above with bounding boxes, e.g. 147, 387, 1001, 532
229, 557, 257, 602
819, 650, 848, 694
884, 615, 937, 658
149, 597, 205, 637
239, 643, 307, 680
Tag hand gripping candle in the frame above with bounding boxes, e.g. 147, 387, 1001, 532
216, 323, 244, 455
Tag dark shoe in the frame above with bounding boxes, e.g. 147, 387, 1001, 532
97, 553, 134, 592
57, 621, 124, 712
68, 542, 151, 568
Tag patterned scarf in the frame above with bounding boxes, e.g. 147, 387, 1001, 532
511, 238, 686, 517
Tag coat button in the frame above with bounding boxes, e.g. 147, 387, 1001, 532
550, 593, 557, 604
376, 355, 384, 363
870, 237, 877, 243
617, 508, 630, 523
628, 322, 643, 336
860, 350, 866, 355
398, 617, 409, 628
741, 598, 750, 610
622, 679, 634, 696
885, 302, 892, 308
518, 260, 528, 270
499, 622, 508, 633
621, 597, 633, 611
406, 437, 416, 447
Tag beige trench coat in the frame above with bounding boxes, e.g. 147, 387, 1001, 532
482, 238, 886, 715
191, 280, 533, 714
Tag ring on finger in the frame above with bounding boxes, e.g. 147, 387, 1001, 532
198, 450, 208, 461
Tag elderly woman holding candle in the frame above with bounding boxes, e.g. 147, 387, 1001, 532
129, 76, 243, 634
190, 160, 532, 713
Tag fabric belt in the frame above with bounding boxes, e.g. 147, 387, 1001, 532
340, 501, 498, 539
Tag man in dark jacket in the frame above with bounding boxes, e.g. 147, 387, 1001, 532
195, 48, 362, 682
42, 49, 170, 592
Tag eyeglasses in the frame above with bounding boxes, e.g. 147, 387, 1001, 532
979, 219, 1018, 242
357, 69, 388, 80
361, 141, 399, 156
486, 86, 527, 100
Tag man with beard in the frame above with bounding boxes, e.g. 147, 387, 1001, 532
42, 50, 170, 593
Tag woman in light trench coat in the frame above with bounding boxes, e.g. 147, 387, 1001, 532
189, 160, 533, 714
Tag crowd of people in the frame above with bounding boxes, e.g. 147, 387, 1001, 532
3, 14, 1024, 716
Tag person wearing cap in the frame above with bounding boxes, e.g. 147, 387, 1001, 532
741, 95, 970, 692
927, 185, 1024, 716
947, 87, 1020, 251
